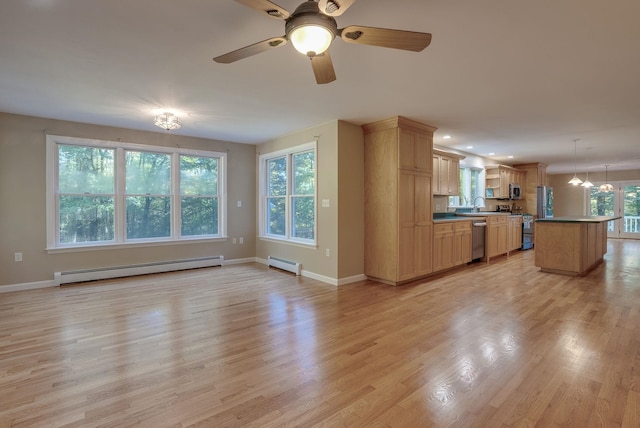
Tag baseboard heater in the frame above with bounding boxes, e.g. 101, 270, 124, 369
54, 255, 224, 285
267, 256, 301, 276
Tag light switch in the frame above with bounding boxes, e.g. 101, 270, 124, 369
322, 199, 330, 207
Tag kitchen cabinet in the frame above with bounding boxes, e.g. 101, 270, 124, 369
513, 162, 547, 214
485, 165, 526, 199
432, 149, 465, 196
363, 116, 437, 285
508, 215, 523, 252
486, 214, 509, 260
433, 220, 472, 272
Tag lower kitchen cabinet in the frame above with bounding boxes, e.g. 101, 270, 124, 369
486, 215, 509, 261
453, 221, 472, 265
508, 215, 523, 252
433, 220, 472, 272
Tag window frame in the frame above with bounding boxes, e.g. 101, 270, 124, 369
46, 135, 226, 252
449, 165, 485, 208
258, 141, 317, 247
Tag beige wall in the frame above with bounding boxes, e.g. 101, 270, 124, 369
549, 169, 640, 216
255, 120, 365, 282
0, 113, 256, 287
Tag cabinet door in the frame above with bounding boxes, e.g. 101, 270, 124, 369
454, 222, 472, 265
433, 223, 454, 272
432, 155, 441, 195
399, 129, 432, 172
398, 171, 416, 280
487, 217, 509, 258
499, 168, 510, 198
414, 174, 433, 275
447, 158, 460, 195
509, 217, 523, 251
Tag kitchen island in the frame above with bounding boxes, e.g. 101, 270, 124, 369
535, 216, 620, 276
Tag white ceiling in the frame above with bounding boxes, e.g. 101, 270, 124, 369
2, 0, 640, 173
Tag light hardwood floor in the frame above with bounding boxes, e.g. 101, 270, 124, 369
1, 240, 640, 427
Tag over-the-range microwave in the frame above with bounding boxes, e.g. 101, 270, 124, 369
509, 183, 522, 200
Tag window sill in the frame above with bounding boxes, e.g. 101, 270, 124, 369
46, 236, 229, 254
258, 236, 318, 250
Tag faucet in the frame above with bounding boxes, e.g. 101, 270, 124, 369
473, 196, 485, 213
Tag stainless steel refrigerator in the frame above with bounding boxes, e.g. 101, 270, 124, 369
537, 186, 554, 218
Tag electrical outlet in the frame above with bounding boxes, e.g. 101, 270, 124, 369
15, 252, 22, 262
325, 248, 330, 257
239, 237, 244, 244
232, 238, 237, 244
237, 200, 242, 208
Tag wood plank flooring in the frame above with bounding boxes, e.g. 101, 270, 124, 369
1, 240, 640, 427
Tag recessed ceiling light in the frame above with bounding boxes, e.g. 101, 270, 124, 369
488, 152, 495, 156
507, 155, 514, 159
443, 135, 452, 139
466, 146, 473, 149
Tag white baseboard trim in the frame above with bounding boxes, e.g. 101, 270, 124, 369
336, 274, 368, 286
223, 257, 259, 266
0, 280, 57, 293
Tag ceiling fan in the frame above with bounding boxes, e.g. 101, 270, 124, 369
213, 0, 432, 84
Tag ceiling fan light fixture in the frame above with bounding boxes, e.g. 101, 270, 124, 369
290, 24, 334, 56
154, 112, 181, 131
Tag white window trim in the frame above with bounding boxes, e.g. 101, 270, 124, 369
46, 135, 227, 251
258, 141, 317, 247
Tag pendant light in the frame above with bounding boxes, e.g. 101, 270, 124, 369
599, 164, 614, 192
581, 147, 593, 188
568, 139, 583, 185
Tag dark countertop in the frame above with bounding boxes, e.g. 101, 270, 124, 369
536, 216, 621, 223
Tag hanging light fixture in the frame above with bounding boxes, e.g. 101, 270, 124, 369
568, 139, 583, 185
599, 164, 614, 192
154, 112, 182, 131
581, 147, 593, 188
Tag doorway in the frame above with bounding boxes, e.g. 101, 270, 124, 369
588, 182, 640, 239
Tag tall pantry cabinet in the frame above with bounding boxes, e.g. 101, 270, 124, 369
362, 116, 437, 285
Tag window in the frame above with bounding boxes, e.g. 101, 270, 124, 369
449, 166, 485, 207
259, 142, 316, 245
47, 135, 226, 250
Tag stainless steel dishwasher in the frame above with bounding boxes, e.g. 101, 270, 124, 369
472, 220, 487, 260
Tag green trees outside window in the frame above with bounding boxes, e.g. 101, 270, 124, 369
261, 145, 316, 243
58, 145, 115, 243
50, 137, 225, 248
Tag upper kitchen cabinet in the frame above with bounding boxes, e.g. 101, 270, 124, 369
363, 116, 435, 173
485, 165, 526, 199
362, 116, 437, 285
433, 149, 465, 196
514, 162, 547, 214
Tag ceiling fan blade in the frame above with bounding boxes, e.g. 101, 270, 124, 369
233, 0, 289, 19
318, 0, 356, 16
310, 52, 336, 84
340, 26, 432, 52
213, 37, 287, 63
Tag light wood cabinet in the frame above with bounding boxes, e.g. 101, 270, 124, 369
363, 116, 437, 285
433, 149, 465, 196
433, 220, 472, 272
508, 215, 523, 252
485, 165, 526, 199
486, 215, 509, 260
513, 162, 547, 214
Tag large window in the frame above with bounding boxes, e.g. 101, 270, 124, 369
259, 142, 316, 244
47, 135, 226, 249
449, 166, 485, 208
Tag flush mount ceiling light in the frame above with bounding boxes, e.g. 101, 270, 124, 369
154, 112, 181, 131
599, 164, 615, 192
568, 139, 583, 185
